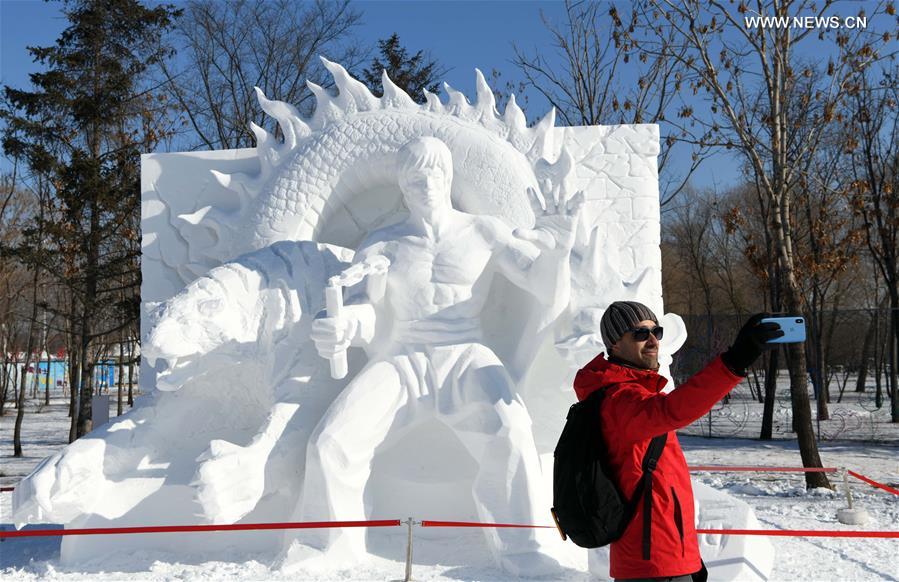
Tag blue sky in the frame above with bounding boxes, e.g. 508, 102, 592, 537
2, 0, 884, 194
1, 1, 577, 117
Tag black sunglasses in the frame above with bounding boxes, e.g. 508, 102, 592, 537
628, 326, 663, 341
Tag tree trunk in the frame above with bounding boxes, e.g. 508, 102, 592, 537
117, 336, 124, 416
75, 196, 101, 438
13, 359, 28, 457
772, 185, 830, 488
12, 359, 19, 408
44, 353, 50, 406
15, 258, 42, 457
68, 350, 80, 443
808, 307, 829, 421
127, 337, 134, 407
0, 349, 10, 415
856, 311, 877, 392
77, 354, 93, 438
889, 297, 899, 423
760, 350, 779, 440
784, 286, 831, 489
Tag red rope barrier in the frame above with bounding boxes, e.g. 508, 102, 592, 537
0, 519, 401, 539
848, 470, 899, 496
697, 528, 899, 539
688, 466, 837, 473
420, 520, 554, 529
422, 521, 898, 539
3, 518, 895, 541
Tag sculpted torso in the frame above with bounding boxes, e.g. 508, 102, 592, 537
312, 135, 581, 367
368, 212, 503, 323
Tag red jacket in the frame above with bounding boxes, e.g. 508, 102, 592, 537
573, 353, 742, 579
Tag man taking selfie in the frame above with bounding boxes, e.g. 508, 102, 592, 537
573, 301, 782, 581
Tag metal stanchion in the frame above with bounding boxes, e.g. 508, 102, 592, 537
837, 467, 870, 525
843, 468, 854, 509
404, 517, 416, 582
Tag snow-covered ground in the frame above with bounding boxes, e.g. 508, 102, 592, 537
677, 376, 899, 444
2, 380, 897, 581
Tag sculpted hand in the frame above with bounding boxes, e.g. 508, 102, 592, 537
515, 187, 585, 253
310, 314, 358, 358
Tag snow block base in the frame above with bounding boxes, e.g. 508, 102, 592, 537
837, 507, 871, 525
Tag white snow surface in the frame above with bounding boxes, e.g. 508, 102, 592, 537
2, 393, 897, 581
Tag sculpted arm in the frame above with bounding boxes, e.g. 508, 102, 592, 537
310, 238, 390, 361
489, 188, 584, 314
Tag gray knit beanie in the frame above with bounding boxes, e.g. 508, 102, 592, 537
600, 301, 659, 350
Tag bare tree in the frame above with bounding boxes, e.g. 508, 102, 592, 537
667, 194, 719, 358
12, 172, 51, 456
847, 64, 899, 421
0, 169, 34, 416
797, 142, 863, 423
633, 0, 894, 487
3, 0, 180, 440
160, 0, 363, 150
512, 0, 706, 206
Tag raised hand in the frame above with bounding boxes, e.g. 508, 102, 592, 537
515, 186, 585, 253
721, 313, 784, 375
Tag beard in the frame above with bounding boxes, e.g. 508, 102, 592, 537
639, 350, 660, 371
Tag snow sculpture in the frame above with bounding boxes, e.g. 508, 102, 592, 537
281, 136, 582, 574
11, 58, 771, 580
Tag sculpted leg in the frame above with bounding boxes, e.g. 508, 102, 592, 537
447, 349, 561, 576
194, 401, 300, 523
281, 360, 408, 570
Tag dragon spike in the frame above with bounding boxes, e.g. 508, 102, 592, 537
177, 205, 213, 226
210, 169, 233, 191
474, 69, 497, 118
306, 80, 343, 129
209, 169, 264, 199
320, 56, 378, 113
249, 121, 282, 171
534, 107, 557, 133
504, 94, 527, 132
253, 87, 309, 151
528, 107, 557, 160
174, 205, 230, 264
249, 121, 272, 147
306, 80, 332, 111
443, 82, 470, 115
423, 89, 443, 113
381, 70, 417, 109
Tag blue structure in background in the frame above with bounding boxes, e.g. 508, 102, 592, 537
33, 360, 68, 389
32, 359, 120, 390
94, 360, 118, 388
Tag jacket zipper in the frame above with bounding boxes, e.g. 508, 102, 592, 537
671, 486, 685, 557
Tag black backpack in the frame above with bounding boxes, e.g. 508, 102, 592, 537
550, 387, 667, 554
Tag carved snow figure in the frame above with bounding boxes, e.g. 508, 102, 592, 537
11, 59, 773, 580
282, 136, 582, 574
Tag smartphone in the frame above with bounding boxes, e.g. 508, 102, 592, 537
761, 316, 806, 343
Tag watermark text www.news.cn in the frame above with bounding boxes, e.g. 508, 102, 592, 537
744, 15, 867, 29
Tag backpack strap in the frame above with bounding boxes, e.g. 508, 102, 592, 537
639, 433, 667, 560
587, 386, 667, 559
620, 433, 667, 559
